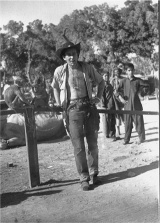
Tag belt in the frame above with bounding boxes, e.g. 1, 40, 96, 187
70, 96, 89, 103
68, 96, 90, 111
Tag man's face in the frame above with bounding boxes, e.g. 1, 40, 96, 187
126, 68, 134, 79
63, 48, 78, 67
103, 74, 109, 82
114, 69, 120, 77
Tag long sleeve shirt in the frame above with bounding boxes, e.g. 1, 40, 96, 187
116, 77, 149, 111
102, 82, 114, 109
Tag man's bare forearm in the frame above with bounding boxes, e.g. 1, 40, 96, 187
54, 88, 61, 105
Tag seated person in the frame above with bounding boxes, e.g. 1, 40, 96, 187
4, 76, 30, 109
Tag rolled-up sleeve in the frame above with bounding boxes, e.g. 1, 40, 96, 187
89, 65, 103, 85
51, 67, 60, 90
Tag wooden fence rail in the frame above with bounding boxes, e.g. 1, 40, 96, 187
0, 106, 159, 188
0, 107, 159, 116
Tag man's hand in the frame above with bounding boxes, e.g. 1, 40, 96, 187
90, 97, 101, 105
52, 104, 63, 113
119, 95, 128, 105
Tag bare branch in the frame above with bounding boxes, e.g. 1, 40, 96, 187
26, 39, 33, 84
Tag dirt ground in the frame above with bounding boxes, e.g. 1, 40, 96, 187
0, 98, 159, 223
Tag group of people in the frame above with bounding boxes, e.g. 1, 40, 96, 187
3, 39, 150, 191
51, 40, 149, 190
102, 63, 149, 145
3, 75, 55, 110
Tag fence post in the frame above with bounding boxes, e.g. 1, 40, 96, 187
24, 106, 40, 188
101, 113, 107, 137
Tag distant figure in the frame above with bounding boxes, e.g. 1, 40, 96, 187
102, 72, 116, 141
2, 79, 12, 99
45, 79, 55, 107
110, 67, 124, 138
4, 76, 30, 109
116, 63, 149, 145
30, 76, 49, 108
151, 62, 159, 102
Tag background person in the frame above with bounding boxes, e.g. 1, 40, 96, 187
30, 75, 49, 108
116, 63, 149, 145
52, 39, 105, 191
4, 76, 30, 109
110, 67, 124, 139
102, 72, 116, 140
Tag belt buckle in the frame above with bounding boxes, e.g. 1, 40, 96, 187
77, 102, 82, 109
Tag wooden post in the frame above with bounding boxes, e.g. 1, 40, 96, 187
102, 113, 107, 137
0, 71, 2, 100
24, 106, 40, 188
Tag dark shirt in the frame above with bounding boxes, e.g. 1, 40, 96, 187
102, 82, 114, 109
117, 77, 149, 111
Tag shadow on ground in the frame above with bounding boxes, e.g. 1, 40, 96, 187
1, 189, 62, 208
1, 161, 158, 207
92, 161, 158, 189
1, 179, 79, 208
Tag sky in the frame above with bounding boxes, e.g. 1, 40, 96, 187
1, 0, 157, 30
0, 0, 158, 30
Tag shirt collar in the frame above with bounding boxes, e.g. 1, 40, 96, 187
127, 76, 136, 81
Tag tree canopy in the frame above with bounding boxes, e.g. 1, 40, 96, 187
0, 0, 158, 82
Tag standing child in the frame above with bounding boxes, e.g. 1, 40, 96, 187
102, 72, 116, 141
110, 67, 124, 138
116, 63, 149, 145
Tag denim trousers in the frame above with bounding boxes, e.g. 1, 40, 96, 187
68, 105, 99, 182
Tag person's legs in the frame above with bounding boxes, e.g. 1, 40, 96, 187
124, 114, 133, 143
116, 114, 123, 137
109, 114, 116, 138
133, 114, 145, 144
68, 109, 89, 183
105, 114, 110, 138
85, 107, 99, 177
110, 114, 116, 141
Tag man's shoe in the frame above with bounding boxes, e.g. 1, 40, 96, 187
90, 175, 102, 185
123, 141, 129, 145
112, 137, 117, 142
81, 181, 90, 191
136, 139, 145, 145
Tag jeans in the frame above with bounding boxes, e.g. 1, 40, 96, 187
68, 104, 99, 182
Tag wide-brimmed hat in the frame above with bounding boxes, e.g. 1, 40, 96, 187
56, 41, 81, 60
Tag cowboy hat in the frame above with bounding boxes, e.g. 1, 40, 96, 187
56, 41, 81, 60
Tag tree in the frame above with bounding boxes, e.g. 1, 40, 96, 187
0, 1, 158, 81
119, 0, 158, 58
0, 20, 60, 82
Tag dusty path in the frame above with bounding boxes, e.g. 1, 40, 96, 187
0, 98, 159, 223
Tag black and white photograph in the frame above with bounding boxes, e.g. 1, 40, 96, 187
0, 0, 159, 222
